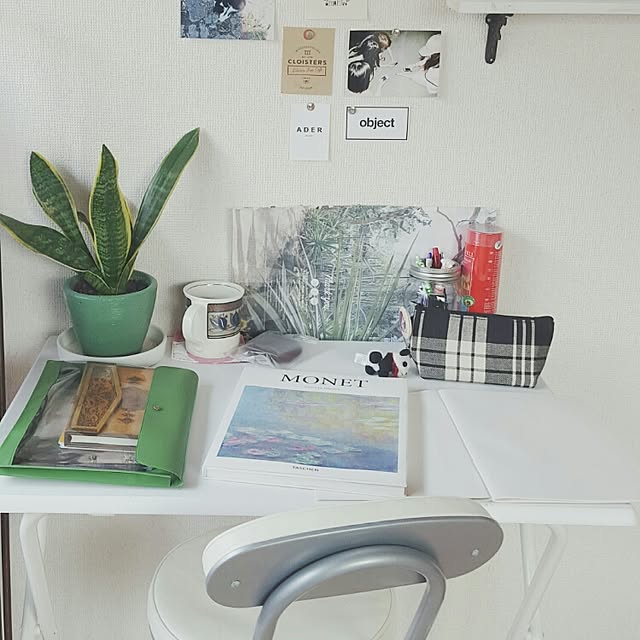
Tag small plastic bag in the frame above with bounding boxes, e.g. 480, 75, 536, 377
230, 331, 307, 367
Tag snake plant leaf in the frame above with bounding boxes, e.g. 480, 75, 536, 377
0, 214, 97, 272
123, 197, 134, 232
89, 145, 132, 288
29, 152, 86, 247
130, 128, 199, 257
82, 270, 114, 295
115, 254, 136, 294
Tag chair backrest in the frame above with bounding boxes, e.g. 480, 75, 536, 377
203, 496, 503, 608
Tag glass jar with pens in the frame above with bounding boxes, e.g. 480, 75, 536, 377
403, 251, 462, 314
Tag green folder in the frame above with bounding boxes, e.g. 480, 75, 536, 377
0, 360, 199, 487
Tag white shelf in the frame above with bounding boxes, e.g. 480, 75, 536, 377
447, 0, 640, 14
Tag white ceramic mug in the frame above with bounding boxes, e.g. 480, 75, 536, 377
182, 281, 245, 359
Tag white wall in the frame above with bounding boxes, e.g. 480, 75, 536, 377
2, 1, 640, 638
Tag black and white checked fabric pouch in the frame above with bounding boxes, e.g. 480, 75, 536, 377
410, 305, 555, 387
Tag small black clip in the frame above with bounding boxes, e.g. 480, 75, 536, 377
485, 14, 512, 64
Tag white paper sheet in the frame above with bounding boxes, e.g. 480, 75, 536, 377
440, 389, 640, 503
407, 391, 489, 499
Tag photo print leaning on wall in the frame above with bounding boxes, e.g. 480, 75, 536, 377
229, 205, 496, 342
347, 30, 441, 97
181, 0, 274, 40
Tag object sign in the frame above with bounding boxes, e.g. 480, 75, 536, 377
345, 107, 409, 140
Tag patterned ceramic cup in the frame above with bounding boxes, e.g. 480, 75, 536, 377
182, 281, 245, 359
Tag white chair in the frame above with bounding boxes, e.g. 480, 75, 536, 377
148, 496, 503, 640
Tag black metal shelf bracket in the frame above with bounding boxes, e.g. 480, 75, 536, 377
485, 13, 513, 64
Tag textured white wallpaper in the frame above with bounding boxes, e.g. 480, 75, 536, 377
2, 1, 640, 638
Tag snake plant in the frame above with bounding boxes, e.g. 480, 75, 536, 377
0, 128, 200, 295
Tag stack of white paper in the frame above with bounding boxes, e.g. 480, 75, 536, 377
439, 389, 640, 503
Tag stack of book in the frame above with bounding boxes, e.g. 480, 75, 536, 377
58, 363, 152, 454
202, 367, 408, 498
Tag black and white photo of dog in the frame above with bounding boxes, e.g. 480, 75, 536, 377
347, 29, 441, 97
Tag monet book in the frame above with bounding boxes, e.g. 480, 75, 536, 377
202, 366, 408, 497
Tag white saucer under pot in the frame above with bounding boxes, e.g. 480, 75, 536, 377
57, 324, 167, 367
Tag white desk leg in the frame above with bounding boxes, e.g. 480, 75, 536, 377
506, 524, 568, 640
520, 524, 544, 639
19, 514, 57, 640
20, 579, 39, 640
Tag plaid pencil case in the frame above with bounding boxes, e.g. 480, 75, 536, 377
410, 304, 554, 387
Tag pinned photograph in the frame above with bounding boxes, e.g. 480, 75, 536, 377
181, 0, 274, 40
347, 29, 441, 97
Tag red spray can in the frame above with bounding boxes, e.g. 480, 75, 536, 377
461, 223, 503, 313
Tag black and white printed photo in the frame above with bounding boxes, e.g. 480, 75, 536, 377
347, 30, 441, 97
181, 0, 274, 40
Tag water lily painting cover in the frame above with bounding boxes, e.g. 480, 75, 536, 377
203, 367, 408, 496
230, 205, 496, 341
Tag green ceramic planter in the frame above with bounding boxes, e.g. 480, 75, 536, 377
63, 271, 158, 357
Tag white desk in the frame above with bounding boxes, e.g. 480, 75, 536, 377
1, 338, 638, 640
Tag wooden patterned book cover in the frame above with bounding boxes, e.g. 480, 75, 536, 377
68, 364, 122, 434
60, 365, 154, 450
95, 366, 153, 439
